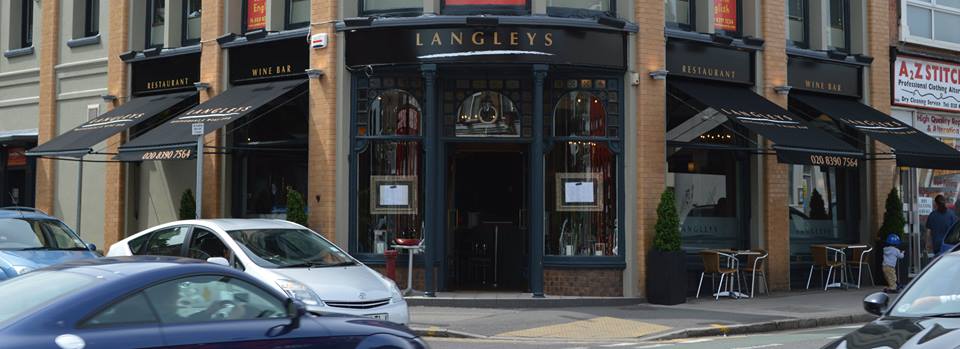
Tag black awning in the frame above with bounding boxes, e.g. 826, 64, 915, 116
27, 92, 197, 157
792, 93, 960, 170
116, 79, 307, 161
669, 79, 863, 168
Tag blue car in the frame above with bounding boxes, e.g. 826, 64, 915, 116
0, 256, 427, 348
0, 207, 99, 280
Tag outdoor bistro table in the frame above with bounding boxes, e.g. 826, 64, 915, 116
824, 244, 870, 289
391, 244, 423, 296
713, 249, 762, 299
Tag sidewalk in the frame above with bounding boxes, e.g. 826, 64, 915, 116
408, 287, 882, 340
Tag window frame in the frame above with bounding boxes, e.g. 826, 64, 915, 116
84, 0, 100, 38
545, 0, 615, 18
145, 0, 166, 49
665, 0, 695, 32
181, 0, 201, 46
359, 0, 424, 17
20, 0, 33, 48
827, 0, 851, 52
440, 0, 532, 16
787, 0, 810, 49
902, 0, 960, 52
283, 0, 310, 30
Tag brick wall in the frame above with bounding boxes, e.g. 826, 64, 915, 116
308, 1, 339, 241
633, 0, 667, 299
544, 268, 623, 297
869, 0, 897, 238
103, 0, 132, 247
200, 0, 226, 218
760, 0, 792, 291
35, 0, 61, 214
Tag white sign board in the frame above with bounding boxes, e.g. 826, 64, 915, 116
919, 196, 934, 216
191, 123, 205, 136
564, 181, 595, 203
915, 112, 960, 139
311, 33, 328, 49
894, 55, 960, 113
378, 184, 409, 206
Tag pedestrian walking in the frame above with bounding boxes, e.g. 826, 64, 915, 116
883, 233, 905, 293
926, 195, 958, 256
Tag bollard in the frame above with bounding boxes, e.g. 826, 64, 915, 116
384, 249, 398, 280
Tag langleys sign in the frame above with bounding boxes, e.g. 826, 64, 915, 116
894, 55, 960, 113
344, 27, 626, 69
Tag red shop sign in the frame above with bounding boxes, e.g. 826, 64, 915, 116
715, 0, 738, 32
7, 147, 26, 167
445, 0, 527, 5
246, 0, 267, 31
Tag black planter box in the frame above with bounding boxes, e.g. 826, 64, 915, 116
646, 250, 687, 305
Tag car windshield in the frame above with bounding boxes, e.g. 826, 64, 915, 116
891, 255, 960, 317
227, 229, 354, 268
0, 218, 87, 250
0, 270, 97, 324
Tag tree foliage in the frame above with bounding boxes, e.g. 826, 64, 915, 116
654, 189, 682, 252
879, 187, 906, 239
286, 187, 308, 226
179, 189, 196, 220
809, 189, 828, 219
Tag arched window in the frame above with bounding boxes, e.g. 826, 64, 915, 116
370, 90, 421, 136
455, 91, 520, 137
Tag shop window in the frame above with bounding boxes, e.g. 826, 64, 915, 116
668, 147, 748, 252
905, 0, 960, 47
182, 0, 201, 45
455, 91, 521, 137
285, 0, 310, 30
665, 0, 693, 30
442, 0, 530, 15
546, 0, 612, 17
827, 0, 850, 52
354, 84, 425, 255
546, 91, 618, 257
19, 0, 33, 48
714, 0, 741, 36
146, 0, 166, 48
787, 0, 808, 48
360, 0, 423, 16
916, 138, 960, 237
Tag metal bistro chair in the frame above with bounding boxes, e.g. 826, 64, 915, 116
806, 245, 845, 290
846, 245, 875, 288
697, 250, 741, 300
740, 250, 769, 298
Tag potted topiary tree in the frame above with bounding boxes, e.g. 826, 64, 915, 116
647, 188, 687, 305
179, 189, 195, 220
286, 187, 308, 226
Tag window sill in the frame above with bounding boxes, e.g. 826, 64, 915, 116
67, 34, 101, 48
3, 46, 34, 59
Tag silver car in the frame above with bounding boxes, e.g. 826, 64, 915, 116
106, 219, 409, 325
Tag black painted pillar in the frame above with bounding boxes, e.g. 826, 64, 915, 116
530, 64, 548, 298
422, 64, 438, 297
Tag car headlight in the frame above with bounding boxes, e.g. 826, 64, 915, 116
276, 279, 324, 307
374, 272, 404, 303
11, 265, 34, 275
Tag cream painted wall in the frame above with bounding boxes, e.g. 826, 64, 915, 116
52, 97, 107, 248
136, 160, 196, 231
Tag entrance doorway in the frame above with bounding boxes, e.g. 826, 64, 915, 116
446, 144, 528, 291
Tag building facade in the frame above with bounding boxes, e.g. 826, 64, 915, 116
1, 0, 41, 209
21, 0, 960, 298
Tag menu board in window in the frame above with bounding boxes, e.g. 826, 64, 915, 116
715, 0, 738, 32
246, 0, 266, 31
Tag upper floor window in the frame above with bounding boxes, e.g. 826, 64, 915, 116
905, 0, 960, 48
84, 0, 100, 38
827, 0, 850, 52
787, 0, 808, 48
442, 0, 530, 15
182, 0, 201, 45
546, 0, 612, 17
146, 0, 166, 48
285, 0, 309, 29
20, 0, 34, 48
361, 0, 423, 16
665, 0, 693, 30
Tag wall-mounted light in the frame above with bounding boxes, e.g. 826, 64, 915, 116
853, 54, 874, 64
826, 49, 848, 60
101, 94, 117, 102
216, 33, 237, 45
244, 29, 268, 41
711, 33, 735, 45
597, 16, 626, 29
649, 69, 669, 80
194, 82, 211, 91
687, 161, 696, 172
142, 47, 161, 57
343, 16, 375, 27
774, 85, 792, 95
118, 50, 138, 62
466, 16, 499, 27
306, 68, 325, 79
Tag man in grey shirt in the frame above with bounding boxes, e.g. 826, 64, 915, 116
926, 195, 958, 256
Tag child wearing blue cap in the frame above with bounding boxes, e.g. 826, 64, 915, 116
883, 233, 905, 293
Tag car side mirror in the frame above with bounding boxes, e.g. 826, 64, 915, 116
206, 257, 230, 266
87, 243, 97, 252
285, 298, 307, 330
863, 292, 889, 316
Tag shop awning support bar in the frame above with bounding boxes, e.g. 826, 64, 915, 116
75, 156, 83, 237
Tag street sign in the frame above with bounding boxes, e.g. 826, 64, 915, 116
191, 123, 204, 136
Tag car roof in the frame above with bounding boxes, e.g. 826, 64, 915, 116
44, 255, 211, 274
164, 219, 304, 232
0, 208, 60, 221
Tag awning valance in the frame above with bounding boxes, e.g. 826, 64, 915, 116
792, 93, 960, 170
669, 79, 863, 167
116, 79, 307, 161
28, 92, 197, 157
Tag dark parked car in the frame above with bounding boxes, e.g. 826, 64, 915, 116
823, 251, 960, 349
0, 256, 427, 348
0, 207, 98, 280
